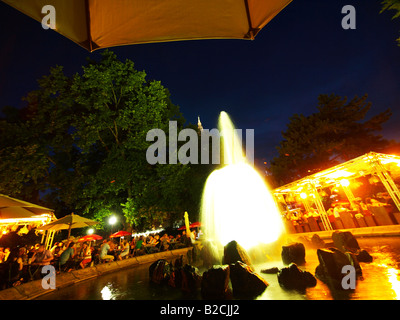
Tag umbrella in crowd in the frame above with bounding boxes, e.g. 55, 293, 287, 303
189, 222, 202, 228
78, 234, 103, 242
178, 222, 202, 230
40, 213, 99, 241
2, 0, 292, 52
110, 230, 131, 238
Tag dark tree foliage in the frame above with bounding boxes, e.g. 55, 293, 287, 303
0, 50, 212, 231
268, 94, 392, 187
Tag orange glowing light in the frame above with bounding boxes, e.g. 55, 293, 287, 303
300, 192, 308, 199
340, 179, 350, 187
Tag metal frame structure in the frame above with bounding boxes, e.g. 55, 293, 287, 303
273, 152, 400, 231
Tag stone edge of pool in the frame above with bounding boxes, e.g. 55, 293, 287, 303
286, 224, 400, 241
0, 247, 193, 300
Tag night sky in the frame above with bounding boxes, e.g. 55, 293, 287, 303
1, 0, 399, 170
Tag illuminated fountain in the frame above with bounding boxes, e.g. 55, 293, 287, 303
200, 111, 285, 258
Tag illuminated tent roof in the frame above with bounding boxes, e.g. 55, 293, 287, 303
0, 194, 54, 226
274, 152, 400, 194
2, 0, 292, 52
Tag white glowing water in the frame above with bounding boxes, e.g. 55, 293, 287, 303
200, 111, 284, 250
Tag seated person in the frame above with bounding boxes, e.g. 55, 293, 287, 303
77, 242, 92, 268
148, 235, 160, 253
30, 244, 53, 266
29, 244, 54, 280
159, 234, 170, 251
133, 237, 144, 255
118, 240, 130, 260
59, 242, 76, 271
51, 242, 64, 258
100, 240, 114, 262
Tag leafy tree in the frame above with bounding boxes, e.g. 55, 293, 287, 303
381, 0, 400, 45
267, 94, 392, 186
0, 50, 210, 231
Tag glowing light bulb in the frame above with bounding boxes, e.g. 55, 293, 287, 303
340, 179, 350, 187
300, 192, 308, 199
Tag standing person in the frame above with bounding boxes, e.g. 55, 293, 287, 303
100, 240, 114, 262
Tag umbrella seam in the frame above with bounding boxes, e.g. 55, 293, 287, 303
243, 0, 256, 39
85, 0, 94, 52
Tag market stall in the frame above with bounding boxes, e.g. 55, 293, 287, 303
273, 152, 400, 233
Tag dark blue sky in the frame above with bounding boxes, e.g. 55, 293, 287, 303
1, 0, 399, 169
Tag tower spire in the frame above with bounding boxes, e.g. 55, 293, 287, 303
197, 116, 203, 132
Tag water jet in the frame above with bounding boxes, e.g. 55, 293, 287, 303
200, 111, 285, 261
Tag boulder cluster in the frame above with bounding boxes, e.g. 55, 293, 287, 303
264, 230, 373, 292
148, 231, 373, 299
149, 240, 269, 299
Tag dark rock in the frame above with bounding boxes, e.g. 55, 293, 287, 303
324, 242, 335, 248
281, 242, 306, 265
168, 264, 202, 294
277, 263, 317, 291
223, 240, 253, 270
356, 249, 373, 263
311, 234, 326, 248
345, 252, 363, 278
332, 231, 360, 253
174, 255, 184, 268
201, 265, 231, 300
180, 264, 202, 293
201, 241, 221, 268
315, 247, 362, 289
229, 261, 269, 299
261, 267, 280, 274
149, 259, 172, 285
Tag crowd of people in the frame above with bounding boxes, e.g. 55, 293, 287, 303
283, 195, 395, 231
0, 230, 194, 290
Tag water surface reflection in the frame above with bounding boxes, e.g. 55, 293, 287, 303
36, 237, 400, 300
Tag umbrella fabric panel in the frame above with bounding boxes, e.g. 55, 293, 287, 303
40, 221, 97, 231
78, 234, 103, 242
2, 0, 88, 48
89, 0, 249, 49
0, 207, 37, 220
2, 0, 292, 51
0, 195, 54, 220
189, 222, 202, 228
248, 0, 292, 33
0, 194, 53, 211
40, 214, 99, 231
110, 230, 131, 238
